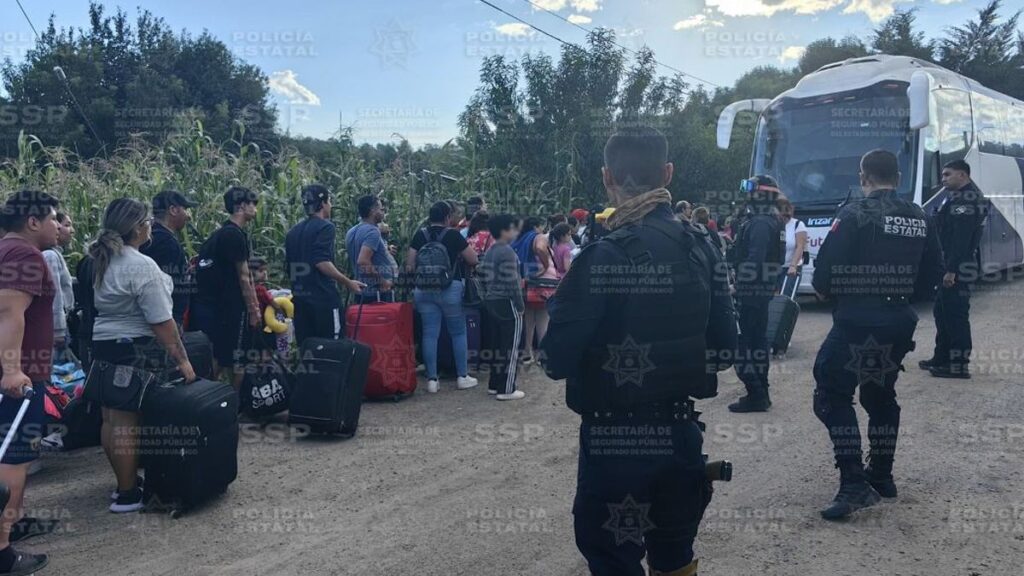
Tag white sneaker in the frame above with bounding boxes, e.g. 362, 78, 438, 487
496, 390, 526, 401
488, 389, 498, 395
456, 376, 479, 390
426, 380, 439, 394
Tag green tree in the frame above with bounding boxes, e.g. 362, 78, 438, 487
0, 2, 277, 158
939, 0, 1022, 98
871, 8, 935, 61
797, 36, 870, 76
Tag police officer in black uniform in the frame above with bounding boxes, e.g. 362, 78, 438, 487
920, 159, 989, 379
812, 149, 943, 520
728, 175, 784, 413
542, 127, 737, 576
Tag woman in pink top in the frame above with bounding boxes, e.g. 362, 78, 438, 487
466, 211, 494, 256
549, 223, 574, 279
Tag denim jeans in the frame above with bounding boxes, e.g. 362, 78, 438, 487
414, 280, 468, 380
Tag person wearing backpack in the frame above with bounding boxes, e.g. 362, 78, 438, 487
406, 201, 480, 394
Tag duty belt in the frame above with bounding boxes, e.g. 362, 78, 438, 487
840, 294, 910, 306
583, 400, 696, 422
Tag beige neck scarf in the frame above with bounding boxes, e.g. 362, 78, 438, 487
606, 188, 673, 231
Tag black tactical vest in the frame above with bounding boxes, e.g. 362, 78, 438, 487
832, 190, 929, 304
566, 215, 714, 414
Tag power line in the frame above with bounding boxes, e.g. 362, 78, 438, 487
478, 0, 573, 47
14, 0, 40, 40
13, 0, 108, 156
516, 0, 722, 88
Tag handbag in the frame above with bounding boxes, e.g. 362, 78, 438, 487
463, 274, 483, 308
525, 276, 560, 304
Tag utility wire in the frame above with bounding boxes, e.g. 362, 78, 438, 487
514, 0, 722, 88
14, 0, 108, 156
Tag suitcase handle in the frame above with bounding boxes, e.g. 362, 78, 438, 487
0, 386, 36, 463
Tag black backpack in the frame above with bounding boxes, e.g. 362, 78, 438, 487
414, 227, 454, 290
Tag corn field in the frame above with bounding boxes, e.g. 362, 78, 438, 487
0, 122, 572, 284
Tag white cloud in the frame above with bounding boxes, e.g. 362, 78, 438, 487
530, 0, 567, 10
705, 0, 914, 20
527, 0, 602, 12
268, 70, 320, 106
674, 13, 725, 30
932, 0, 962, 4
842, 0, 912, 22
706, 0, 845, 17
567, 14, 593, 24
779, 45, 807, 62
571, 0, 602, 12
493, 22, 535, 37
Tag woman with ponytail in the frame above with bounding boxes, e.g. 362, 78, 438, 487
87, 198, 196, 513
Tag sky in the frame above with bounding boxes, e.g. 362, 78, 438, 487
0, 0, 1001, 146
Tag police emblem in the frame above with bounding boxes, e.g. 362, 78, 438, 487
603, 336, 656, 388
844, 335, 900, 387
603, 494, 656, 546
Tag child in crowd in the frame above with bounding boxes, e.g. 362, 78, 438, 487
249, 258, 281, 360
478, 214, 526, 400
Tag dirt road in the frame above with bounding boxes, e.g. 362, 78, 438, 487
26, 272, 1024, 575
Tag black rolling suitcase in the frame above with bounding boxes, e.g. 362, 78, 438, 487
288, 338, 369, 436
766, 295, 800, 357
141, 379, 238, 517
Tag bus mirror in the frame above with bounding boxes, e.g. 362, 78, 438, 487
908, 71, 934, 130
716, 99, 771, 149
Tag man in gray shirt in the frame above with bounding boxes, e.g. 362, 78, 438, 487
346, 195, 399, 303
477, 214, 525, 400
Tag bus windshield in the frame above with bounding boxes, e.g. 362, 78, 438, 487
753, 82, 916, 206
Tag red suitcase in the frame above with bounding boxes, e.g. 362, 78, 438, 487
345, 300, 417, 399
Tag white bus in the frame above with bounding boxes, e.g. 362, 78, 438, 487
717, 54, 1024, 294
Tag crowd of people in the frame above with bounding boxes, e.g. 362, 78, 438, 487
0, 125, 989, 574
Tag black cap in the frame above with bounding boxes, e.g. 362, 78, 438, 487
152, 190, 198, 212
301, 184, 331, 208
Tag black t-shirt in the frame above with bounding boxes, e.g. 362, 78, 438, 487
411, 226, 469, 281
196, 220, 250, 312
285, 217, 340, 305
141, 221, 190, 322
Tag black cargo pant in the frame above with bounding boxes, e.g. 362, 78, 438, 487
932, 283, 972, 372
735, 296, 771, 398
812, 318, 916, 470
483, 299, 521, 395
574, 418, 708, 576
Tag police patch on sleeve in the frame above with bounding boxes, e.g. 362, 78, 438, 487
883, 215, 927, 237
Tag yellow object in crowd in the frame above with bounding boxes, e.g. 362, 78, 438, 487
263, 296, 295, 334
595, 208, 616, 223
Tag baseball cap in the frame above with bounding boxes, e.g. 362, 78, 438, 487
152, 190, 198, 212
571, 208, 589, 222
301, 184, 332, 208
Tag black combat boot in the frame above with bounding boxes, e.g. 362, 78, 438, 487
865, 460, 897, 498
727, 394, 771, 413
917, 357, 942, 370
820, 460, 881, 520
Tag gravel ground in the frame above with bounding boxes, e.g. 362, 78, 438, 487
22, 270, 1024, 575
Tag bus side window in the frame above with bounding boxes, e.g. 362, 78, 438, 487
920, 123, 942, 205
934, 88, 973, 166
1008, 106, 1024, 159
